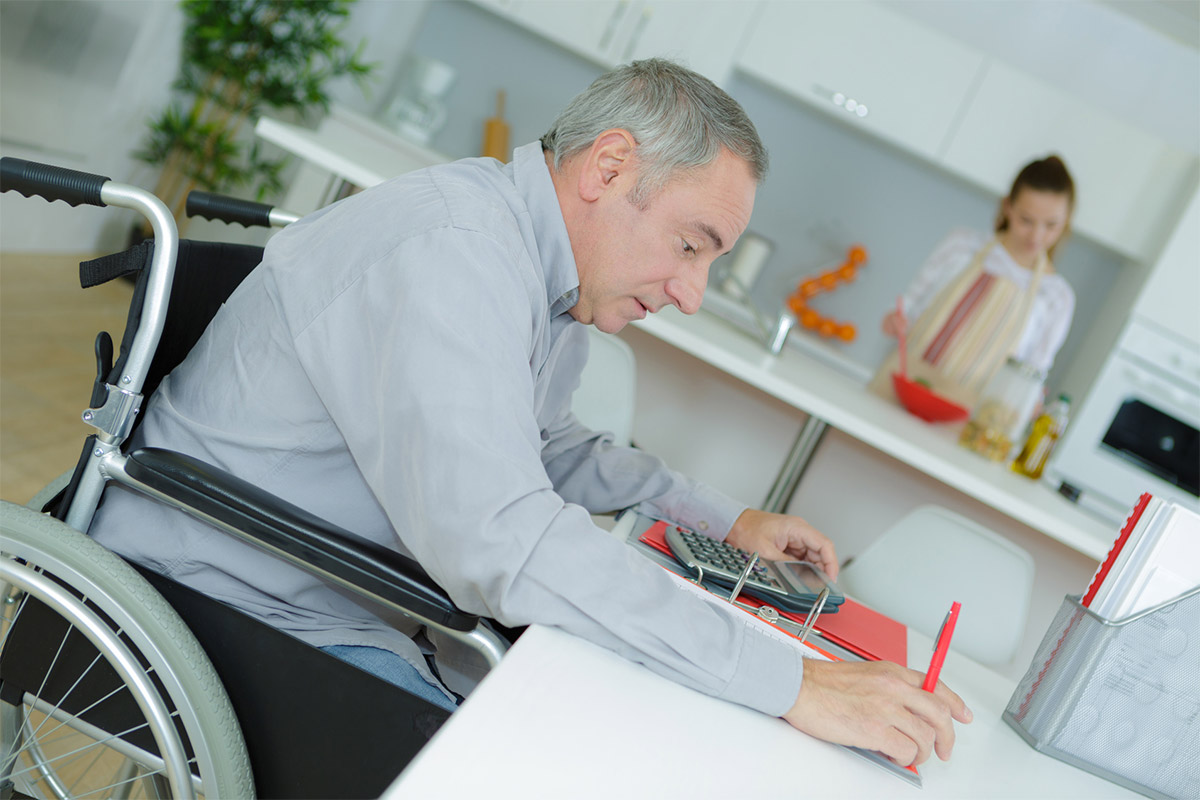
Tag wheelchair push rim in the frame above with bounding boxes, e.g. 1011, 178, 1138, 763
1, 501, 254, 799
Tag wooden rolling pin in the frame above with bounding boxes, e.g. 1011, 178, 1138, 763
481, 89, 510, 162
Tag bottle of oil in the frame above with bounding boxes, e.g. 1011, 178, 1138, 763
1011, 394, 1070, 479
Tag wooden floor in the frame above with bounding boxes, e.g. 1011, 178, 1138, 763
0, 251, 132, 504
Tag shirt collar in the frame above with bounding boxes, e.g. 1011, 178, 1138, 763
511, 141, 579, 318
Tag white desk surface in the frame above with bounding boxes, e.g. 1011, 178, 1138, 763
631, 305, 1116, 562
387, 623, 1138, 799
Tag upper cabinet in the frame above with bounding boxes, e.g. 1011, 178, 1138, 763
735, 1, 1198, 264
471, 0, 754, 86
473, 0, 631, 65
941, 59, 1198, 264
736, 1, 986, 162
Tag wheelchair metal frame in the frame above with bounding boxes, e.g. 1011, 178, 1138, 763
1, 159, 509, 798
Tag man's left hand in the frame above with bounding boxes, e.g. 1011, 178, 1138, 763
724, 508, 839, 580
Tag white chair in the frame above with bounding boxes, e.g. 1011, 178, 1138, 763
573, 327, 637, 447
838, 505, 1035, 667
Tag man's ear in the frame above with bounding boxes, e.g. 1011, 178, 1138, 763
577, 129, 636, 202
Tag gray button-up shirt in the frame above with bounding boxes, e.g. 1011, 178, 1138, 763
92, 142, 805, 715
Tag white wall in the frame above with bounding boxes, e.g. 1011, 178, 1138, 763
0, 1, 182, 253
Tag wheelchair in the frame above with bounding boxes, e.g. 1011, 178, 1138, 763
1, 159, 510, 799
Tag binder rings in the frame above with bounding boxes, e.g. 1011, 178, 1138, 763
636, 520, 908, 665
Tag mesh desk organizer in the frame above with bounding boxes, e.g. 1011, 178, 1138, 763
1003, 586, 1200, 799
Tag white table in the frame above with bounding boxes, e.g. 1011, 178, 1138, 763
386, 623, 1139, 799
631, 305, 1116, 562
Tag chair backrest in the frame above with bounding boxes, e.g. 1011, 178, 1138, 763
574, 328, 637, 447
84, 240, 266, 404
52, 240, 266, 521
838, 505, 1035, 666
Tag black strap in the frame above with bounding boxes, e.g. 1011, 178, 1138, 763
80, 240, 153, 288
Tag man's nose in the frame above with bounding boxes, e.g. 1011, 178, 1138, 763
667, 268, 708, 315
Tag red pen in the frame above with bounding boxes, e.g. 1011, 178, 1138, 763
904, 601, 961, 776
923, 601, 962, 692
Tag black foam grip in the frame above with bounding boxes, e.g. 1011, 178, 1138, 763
0, 157, 109, 207
186, 191, 273, 228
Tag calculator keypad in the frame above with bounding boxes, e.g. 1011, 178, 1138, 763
670, 527, 785, 593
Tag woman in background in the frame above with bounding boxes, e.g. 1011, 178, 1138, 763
871, 155, 1077, 408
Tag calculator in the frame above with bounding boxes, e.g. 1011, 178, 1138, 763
665, 525, 844, 614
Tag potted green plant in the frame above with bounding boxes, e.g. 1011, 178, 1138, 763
135, 0, 374, 233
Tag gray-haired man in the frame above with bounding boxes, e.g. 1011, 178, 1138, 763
93, 58, 970, 766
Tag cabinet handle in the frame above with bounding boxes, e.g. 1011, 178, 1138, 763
622, 6, 653, 61
600, 0, 631, 51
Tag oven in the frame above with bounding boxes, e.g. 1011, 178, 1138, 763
1047, 317, 1200, 524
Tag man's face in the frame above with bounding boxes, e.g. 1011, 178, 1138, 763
569, 148, 757, 334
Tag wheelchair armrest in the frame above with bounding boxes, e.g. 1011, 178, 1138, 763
122, 447, 479, 632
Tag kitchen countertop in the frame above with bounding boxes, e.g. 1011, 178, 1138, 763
631, 305, 1117, 561
255, 109, 449, 191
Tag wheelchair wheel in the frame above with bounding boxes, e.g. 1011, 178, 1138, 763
1, 501, 254, 799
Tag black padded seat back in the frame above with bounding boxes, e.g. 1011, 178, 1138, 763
82, 239, 266, 405
49, 241, 265, 520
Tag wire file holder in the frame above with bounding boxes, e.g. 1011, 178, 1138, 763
1003, 586, 1200, 799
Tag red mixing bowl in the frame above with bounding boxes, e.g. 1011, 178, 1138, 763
891, 372, 969, 423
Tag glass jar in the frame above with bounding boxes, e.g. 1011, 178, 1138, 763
959, 358, 1044, 462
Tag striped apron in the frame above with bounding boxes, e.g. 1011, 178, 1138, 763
870, 240, 1046, 410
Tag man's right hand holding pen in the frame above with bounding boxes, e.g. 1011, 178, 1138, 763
781, 601, 972, 768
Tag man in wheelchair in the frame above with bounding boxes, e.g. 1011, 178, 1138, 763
88, 58, 970, 769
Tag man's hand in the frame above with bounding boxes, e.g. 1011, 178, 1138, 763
725, 508, 839, 580
784, 659, 973, 767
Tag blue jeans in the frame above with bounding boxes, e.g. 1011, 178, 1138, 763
321, 645, 458, 713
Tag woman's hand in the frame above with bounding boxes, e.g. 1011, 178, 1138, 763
881, 310, 903, 338
724, 508, 839, 580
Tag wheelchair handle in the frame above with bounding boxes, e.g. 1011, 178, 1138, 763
187, 191, 272, 228
1, 156, 111, 208
187, 190, 301, 228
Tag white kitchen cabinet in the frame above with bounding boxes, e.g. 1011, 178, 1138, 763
941, 58, 1198, 264
1131, 188, 1200, 347
736, 1, 986, 161
470, 0, 753, 86
616, 2, 756, 85
473, 0, 632, 65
